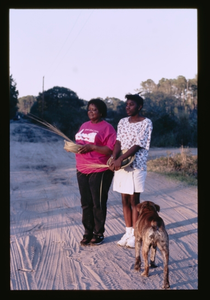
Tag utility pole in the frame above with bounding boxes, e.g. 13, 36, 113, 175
42, 76, 44, 119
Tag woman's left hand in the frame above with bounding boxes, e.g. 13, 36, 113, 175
109, 158, 122, 171
77, 144, 95, 154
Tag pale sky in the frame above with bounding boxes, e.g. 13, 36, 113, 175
9, 9, 197, 101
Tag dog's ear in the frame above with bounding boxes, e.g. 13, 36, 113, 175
136, 203, 142, 212
155, 204, 160, 212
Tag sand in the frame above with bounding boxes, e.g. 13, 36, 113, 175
10, 120, 197, 290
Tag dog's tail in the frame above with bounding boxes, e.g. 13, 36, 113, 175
151, 216, 163, 230
151, 220, 158, 231
149, 219, 162, 238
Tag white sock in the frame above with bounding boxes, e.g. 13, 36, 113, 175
125, 227, 132, 235
131, 228, 134, 236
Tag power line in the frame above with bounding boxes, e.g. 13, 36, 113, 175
47, 10, 94, 79
45, 11, 82, 75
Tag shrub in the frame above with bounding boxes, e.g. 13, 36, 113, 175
147, 147, 197, 185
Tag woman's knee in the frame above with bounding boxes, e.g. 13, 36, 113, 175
121, 193, 140, 207
121, 194, 130, 206
130, 193, 140, 207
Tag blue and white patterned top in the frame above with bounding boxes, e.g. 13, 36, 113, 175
116, 117, 153, 171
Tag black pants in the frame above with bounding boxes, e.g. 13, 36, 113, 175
77, 169, 114, 237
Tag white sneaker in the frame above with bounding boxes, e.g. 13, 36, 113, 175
126, 228, 135, 248
117, 227, 132, 247
117, 232, 130, 246
126, 235, 135, 248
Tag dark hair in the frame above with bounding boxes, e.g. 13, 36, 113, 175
125, 93, 144, 108
87, 99, 107, 118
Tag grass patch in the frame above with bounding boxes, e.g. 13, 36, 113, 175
147, 147, 197, 186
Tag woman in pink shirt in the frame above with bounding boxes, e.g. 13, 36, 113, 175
75, 99, 116, 246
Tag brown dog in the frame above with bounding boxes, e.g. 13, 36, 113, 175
134, 201, 170, 289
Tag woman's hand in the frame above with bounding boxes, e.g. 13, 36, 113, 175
78, 144, 112, 156
77, 144, 95, 154
109, 157, 123, 171
113, 158, 123, 171
108, 157, 115, 171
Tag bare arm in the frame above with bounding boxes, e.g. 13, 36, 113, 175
78, 144, 112, 156
110, 144, 141, 171
111, 140, 121, 159
117, 145, 141, 162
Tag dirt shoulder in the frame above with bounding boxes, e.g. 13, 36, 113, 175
10, 121, 197, 290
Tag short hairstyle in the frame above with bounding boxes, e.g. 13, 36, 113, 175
87, 99, 107, 118
125, 93, 144, 107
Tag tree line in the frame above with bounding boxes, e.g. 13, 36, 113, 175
10, 75, 19, 119
136, 76, 197, 147
10, 74, 197, 147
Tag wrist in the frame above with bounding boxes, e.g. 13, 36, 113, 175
111, 153, 118, 160
118, 155, 124, 162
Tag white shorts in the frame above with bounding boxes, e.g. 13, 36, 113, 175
113, 166, 147, 195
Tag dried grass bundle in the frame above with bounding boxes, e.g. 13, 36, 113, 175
64, 140, 81, 153
79, 163, 109, 172
77, 163, 109, 174
79, 149, 135, 173
27, 113, 80, 153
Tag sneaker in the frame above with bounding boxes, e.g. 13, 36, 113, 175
126, 235, 135, 248
80, 235, 92, 246
90, 234, 104, 245
117, 232, 130, 247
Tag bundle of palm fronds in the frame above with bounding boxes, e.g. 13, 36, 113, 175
26, 113, 81, 153
64, 140, 81, 153
78, 150, 135, 173
77, 163, 109, 174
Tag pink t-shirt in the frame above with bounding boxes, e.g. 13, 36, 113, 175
75, 120, 116, 174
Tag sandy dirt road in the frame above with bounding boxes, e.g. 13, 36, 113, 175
10, 120, 197, 290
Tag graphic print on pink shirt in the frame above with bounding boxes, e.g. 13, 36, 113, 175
75, 129, 97, 143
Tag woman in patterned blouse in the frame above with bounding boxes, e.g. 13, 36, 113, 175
109, 93, 153, 248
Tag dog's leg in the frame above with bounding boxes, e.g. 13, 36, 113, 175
141, 242, 150, 277
150, 244, 158, 268
134, 237, 141, 271
158, 238, 170, 289
162, 248, 170, 289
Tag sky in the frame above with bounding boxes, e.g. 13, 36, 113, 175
9, 9, 197, 101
